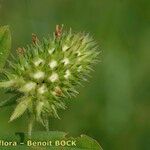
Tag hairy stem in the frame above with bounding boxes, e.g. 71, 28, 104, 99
28, 115, 34, 137
45, 118, 50, 131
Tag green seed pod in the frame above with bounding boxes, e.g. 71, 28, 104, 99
0, 25, 100, 130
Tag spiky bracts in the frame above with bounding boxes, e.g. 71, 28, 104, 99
0, 25, 99, 128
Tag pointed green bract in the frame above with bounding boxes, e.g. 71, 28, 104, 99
10, 96, 31, 122
0, 25, 11, 71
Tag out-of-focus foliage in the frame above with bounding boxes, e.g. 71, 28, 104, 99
0, 0, 150, 150
0, 25, 11, 70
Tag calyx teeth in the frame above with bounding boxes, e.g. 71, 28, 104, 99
21, 82, 36, 92
64, 70, 71, 79
32, 71, 45, 80
48, 72, 59, 82
48, 48, 55, 54
62, 45, 69, 52
49, 60, 57, 69
34, 58, 44, 66
37, 84, 47, 94
62, 58, 69, 66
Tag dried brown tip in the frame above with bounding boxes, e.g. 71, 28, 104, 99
16, 47, 26, 56
54, 86, 62, 96
32, 33, 39, 45
55, 25, 63, 38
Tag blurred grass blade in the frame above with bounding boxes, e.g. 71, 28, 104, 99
0, 25, 11, 70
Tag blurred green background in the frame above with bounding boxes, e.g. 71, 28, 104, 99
0, 0, 150, 149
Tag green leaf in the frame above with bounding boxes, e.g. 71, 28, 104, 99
25, 131, 103, 150
0, 131, 103, 150
9, 97, 31, 122
0, 25, 11, 70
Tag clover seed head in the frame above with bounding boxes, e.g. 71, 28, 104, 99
0, 26, 100, 126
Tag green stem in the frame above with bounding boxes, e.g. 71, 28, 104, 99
45, 118, 50, 131
28, 115, 34, 137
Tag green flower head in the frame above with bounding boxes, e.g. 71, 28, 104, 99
0, 25, 100, 128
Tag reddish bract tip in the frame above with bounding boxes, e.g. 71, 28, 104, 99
32, 33, 39, 45
16, 47, 26, 56
55, 25, 63, 38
